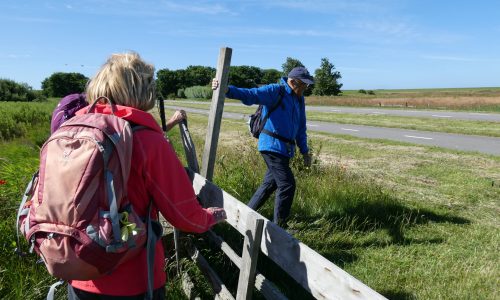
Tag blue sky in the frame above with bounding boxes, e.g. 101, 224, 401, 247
1, 0, 499, 90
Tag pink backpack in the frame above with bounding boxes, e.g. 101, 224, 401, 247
16, 98, 156, 282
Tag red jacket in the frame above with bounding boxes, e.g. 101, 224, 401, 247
70, 105, 216, 295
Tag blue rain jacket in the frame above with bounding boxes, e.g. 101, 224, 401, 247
226, 77, 309, 158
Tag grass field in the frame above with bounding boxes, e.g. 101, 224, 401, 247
175, 86, 500, 112
308, 87, 500, 111
165, 101, 500, 137
161, 110, 500, 299
1, 99, 499, 299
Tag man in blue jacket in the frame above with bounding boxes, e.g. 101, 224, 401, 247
212, 67, 313, 228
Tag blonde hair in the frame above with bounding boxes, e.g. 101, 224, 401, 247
86, 52, 156, 111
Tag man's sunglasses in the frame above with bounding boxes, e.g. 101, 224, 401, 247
293, 79, 310, 88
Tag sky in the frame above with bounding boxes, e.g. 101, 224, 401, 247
1, 0, 499, 90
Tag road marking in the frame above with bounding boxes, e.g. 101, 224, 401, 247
331, 109, 341, 112
431, 114, 452, 118
341, 128, 359, 132
404, 135, 433, 140
470, 113, 490, 116
307, 123, 319, 127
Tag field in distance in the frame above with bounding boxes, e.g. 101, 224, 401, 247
306, 87, 500, 111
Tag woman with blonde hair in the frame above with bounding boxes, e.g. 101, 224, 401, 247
68, 52, 226, 299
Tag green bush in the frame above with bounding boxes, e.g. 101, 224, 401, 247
184, 85, 213, 100
358, 89, 367, 94
177, 88, 186, 98
0, 102, 54, 141
0, 79, 45, 102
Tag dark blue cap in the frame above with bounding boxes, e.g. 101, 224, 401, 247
288, 67, 314, 84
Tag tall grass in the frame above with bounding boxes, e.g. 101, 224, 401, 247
0, 101, 56, 141
168, 114, 499, 300
0, 125, 61, 299
2, 104, 498, 299
306, 87, 500, 111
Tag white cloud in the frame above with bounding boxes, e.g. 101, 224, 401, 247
151, 26, 343, 38
259, 0, 391, 14
421, 55, 480, 62
60, 0, 236, 17
3, 16, 60, 23
162, 1, 236, 15
339, 66, 374, 73
2, 54, 32, 59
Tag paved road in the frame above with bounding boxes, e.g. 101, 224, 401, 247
166, 105, 500, 156
166, 100, 500, 122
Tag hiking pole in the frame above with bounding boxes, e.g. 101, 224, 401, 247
157, 97, 181, 276
179, 119, 200, 173
157, 96, 168, 132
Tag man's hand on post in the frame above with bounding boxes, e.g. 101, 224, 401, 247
212, 78, 229, 93
211, 78, 219, 90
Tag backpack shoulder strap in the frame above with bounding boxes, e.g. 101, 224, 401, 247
258, 85, 284, 134
268, 84, 285, 114
260, 84, 296, 145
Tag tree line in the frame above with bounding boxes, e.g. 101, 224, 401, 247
1, 57, 342, 101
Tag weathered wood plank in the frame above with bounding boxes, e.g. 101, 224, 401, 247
182, 272, 201, 300
207, 230, 242, 267
254, 274, 288, 300
236, 214, 264, 300
201, 47, 232, 181
206, 230, 287, 300
188, 170, 387, 300
185, 239, 235, 300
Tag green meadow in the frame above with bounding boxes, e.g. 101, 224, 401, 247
0, 100, 498, 299
165, 101, 500, 137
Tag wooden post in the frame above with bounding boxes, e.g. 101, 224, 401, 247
236, 213, 264, 300
201, 47, 232, 181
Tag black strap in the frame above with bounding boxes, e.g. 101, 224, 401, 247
261, 129, 296, 145
260, 85, 295, 145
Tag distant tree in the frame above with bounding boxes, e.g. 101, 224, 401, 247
261, 69, 281, 84
157, 66, 214, 99
312, 58, 343, 96
0, 79, 45, 101
184, 65, 215, 87
41, 72, 88, 97
228, 66, 264, 88
156, 68, 181, 98
281, 57, 304, 76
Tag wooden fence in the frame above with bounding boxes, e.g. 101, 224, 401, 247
183, 170, 387, 300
